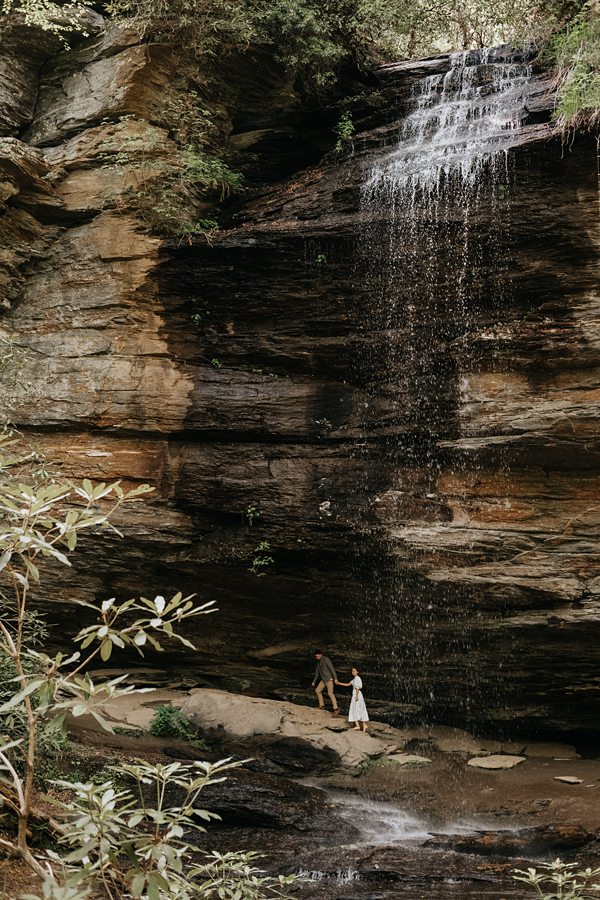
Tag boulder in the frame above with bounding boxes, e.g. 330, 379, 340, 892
183, 690, 284, 738
182, 689, 391, 769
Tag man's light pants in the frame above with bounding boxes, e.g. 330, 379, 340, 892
315, 679, 338, 710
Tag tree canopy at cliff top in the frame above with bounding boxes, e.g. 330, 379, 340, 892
2, 0, 598, 124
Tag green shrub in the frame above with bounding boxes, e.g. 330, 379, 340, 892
0, 0, 87, 34
149, 703, 202, 742
547, 6, 600, 130
181, 146, 244, 197
335, 110, 355, 153
130, 147, 242, 237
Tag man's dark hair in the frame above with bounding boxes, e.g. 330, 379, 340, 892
313, 649, 322, 655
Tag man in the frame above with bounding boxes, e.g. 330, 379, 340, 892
311, 649, 339, 717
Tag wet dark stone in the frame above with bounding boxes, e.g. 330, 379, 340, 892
424, 824, 596, 857
182, 768, 327, 830
198, 730, 342, 775
245, 735, 341, 775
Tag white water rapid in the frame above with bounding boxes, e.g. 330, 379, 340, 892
328, 791, 486, 845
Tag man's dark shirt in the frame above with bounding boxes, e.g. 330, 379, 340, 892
312, 655, 337, 685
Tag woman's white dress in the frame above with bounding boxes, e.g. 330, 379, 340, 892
348, 675, 369, 722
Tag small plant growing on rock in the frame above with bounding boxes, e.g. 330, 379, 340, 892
245, 504, 261, 526
142, 147, 242, 237
334, 110, 355, 153
249, 541, 274, 577
546, 9, 600, 132
149, 702, 202, 744
513, 859, 600, 899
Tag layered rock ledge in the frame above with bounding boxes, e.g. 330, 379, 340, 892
0, 12, 598, 740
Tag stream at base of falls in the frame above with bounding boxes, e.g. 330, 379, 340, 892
200, 782, 530, 899
325, 790, 499, 844
293, 789, 525, 899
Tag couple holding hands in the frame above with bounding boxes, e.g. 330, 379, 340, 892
311, 650, 370, 732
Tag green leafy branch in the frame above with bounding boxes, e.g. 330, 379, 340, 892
513, 859, 600, 899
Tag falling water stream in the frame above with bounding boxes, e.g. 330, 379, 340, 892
359, 47, 534, 381
357, 48, 537, 722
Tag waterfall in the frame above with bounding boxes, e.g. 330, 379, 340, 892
357, 49, 536, 725
362, 50, 533, 211
357, 50, 536, 431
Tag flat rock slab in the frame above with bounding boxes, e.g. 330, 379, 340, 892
468, 755, 526, 770
387, 753, 432, 766
524, 742, 580, 759
99, 689, 185, 729
181, 688, 390, 769
554, 776, 584, 784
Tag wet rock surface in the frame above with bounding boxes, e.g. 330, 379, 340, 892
0, 12, 598, 743
221, 735, 342, 776
424, 824, 596, 856
190, 768, 327, 830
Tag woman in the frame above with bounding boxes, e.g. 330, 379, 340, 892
336, 667, 369, 732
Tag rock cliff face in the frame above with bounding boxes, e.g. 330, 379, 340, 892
0, 14, 598, 741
